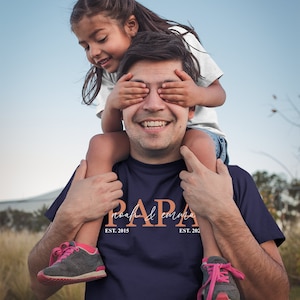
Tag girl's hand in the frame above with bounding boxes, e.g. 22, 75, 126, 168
107, 73, 149, 110
158, 69, 203, 107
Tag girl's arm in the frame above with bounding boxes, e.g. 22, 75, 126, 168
101, 99, 123, 133
196, 78, 226, 107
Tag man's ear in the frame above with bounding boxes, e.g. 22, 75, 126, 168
126, 15, 139, 37
188, 106, 195, 119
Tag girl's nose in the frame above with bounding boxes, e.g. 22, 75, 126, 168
89, 45, 101, 61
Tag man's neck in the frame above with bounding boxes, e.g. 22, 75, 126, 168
130, 149, 182, 165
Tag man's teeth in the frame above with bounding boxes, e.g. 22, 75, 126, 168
142, 121, 167, 128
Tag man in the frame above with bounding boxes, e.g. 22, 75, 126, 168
28, 32, 289, 300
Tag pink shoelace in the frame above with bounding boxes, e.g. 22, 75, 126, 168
49, 242, 79, 266
197, 262, 245, 300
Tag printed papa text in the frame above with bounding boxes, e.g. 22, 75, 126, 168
105, 199, 199, 228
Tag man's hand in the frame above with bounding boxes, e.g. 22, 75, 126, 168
57, 160, 122, 226
179, 145, 234, 218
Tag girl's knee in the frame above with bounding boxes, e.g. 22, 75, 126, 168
183, 129, 215, 151
87, 132, 130, 163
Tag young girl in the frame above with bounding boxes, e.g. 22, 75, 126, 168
38, 0, 242, 299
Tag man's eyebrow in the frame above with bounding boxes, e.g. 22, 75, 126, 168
163, 79, 177, 83
131, 79, 145, 83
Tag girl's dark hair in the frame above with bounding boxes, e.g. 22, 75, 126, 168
118, 31, 200, 82
70, 0, 200, 105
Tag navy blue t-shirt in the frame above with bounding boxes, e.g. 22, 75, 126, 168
46, 157, 284, 300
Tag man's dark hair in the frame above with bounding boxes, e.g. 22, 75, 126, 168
117, 31, 200, 82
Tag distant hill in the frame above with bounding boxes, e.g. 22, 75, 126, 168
0, 189, 63, 212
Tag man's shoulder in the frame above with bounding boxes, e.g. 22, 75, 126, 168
227, 165, 254, 184
228, 165, 251, 176
227, 165, 259, 201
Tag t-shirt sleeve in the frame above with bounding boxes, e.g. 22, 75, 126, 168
185, 32, 223, 87
95, 72, 117, 119
45, 163, 121, 222
169, 26, 223, 87
44, 168, 76, 221
228, 165, 285, 246
95, 85, 111, 119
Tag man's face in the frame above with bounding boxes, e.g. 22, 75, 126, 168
122, 59, 194, 164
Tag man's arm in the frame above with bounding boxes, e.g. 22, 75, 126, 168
28, 160, 121, 299
28, 221, 80, 299
179, 146, 289, 299
211, 205, 289, 299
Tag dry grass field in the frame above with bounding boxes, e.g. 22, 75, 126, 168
0, 230, 84, 300
1, 229, 299, 299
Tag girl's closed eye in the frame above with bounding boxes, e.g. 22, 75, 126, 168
96, 35, 107, 44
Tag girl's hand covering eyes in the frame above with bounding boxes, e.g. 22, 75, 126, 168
108, 73, 149, 110
158, 69, 200, 107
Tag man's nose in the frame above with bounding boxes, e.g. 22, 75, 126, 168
142, 89, 165, 111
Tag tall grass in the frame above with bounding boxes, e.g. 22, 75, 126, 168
0, 230, 84, 300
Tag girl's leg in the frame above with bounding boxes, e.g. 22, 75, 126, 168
37, 131, 130, 285
75, 131, 129, 246
183, 129, 243, 300
183, 129, 221, 258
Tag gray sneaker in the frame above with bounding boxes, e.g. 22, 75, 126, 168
37, 241, 107, 285
197, 256, 245, 300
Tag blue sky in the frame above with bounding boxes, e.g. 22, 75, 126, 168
1, 0, 299, 200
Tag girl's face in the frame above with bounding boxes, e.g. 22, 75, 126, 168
73, 14, 138, 73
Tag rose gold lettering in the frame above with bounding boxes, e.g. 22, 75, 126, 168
106, 200, 126, 227
154, 199, 176, 227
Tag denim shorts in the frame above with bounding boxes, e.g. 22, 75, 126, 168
189, 128, 229, 164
